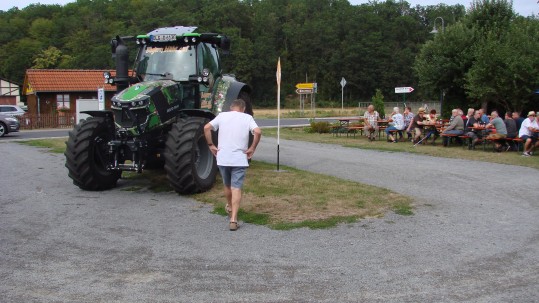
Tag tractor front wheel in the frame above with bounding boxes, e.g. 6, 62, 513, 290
64, 117, 121, 190
164, 117, 217, 194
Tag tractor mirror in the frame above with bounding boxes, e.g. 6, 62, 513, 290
110, 38, 119, 56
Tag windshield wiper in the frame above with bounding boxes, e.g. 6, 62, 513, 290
144, 72, 174, 80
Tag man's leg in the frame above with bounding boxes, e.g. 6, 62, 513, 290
413, 128, 422, 143
228, 167, 247, 230
230, 188, 242, 223
223, 185, 232, 214
524, 138, 532, 153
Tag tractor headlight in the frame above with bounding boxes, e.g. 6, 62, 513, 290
103, 71, 111, 79
202, 68, 210, 77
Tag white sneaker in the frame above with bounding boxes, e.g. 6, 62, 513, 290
522, 152, 530, 157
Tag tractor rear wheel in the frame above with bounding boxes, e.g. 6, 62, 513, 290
164, 117, 217, 194
64, 117, 121, 190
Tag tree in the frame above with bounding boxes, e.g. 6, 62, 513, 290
414, 0, 539, 113
371, 89, 385, 118
32, 46, 73, 68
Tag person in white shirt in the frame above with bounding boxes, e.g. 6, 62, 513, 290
518, 111, 538, 157
385, 107, 404, 143
363, 105, 380, 141
204, 99, 262, 230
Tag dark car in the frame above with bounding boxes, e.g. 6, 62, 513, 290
0, 113, 20, 137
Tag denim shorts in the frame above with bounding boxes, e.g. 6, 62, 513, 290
521, 135, 537, 144
218, 166, 247, 189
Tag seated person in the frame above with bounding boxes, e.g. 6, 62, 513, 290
485, 110, 507, 152
409, 107, 426, 144
464, 110, 483, 147
363, 104, 379, 141
519, 111, 539, 157
502, 112, 517, 151
423, 109, 439, 145
442, 109, 464, 146
385, 107, 404, 143
403, 106, 414, 140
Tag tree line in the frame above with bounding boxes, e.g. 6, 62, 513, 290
0, 0, 537, 113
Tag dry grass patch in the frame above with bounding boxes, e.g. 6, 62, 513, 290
194, 161, 413, 228
254, 107, 361, 119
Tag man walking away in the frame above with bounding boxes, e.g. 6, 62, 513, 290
204, 99, 262, 231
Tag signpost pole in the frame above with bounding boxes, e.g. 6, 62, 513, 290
276, 58, 281, 171
340, 77, 347, 112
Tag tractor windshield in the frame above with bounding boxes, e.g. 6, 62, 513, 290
137, 45, 196, 82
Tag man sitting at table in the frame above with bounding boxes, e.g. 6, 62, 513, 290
385, 107, 404, 143
403, 106, 414, 141
363, 104, 379, 141
504, 112, 518, 151
464, 110, 483, 148
519, 111, 539, 157
423, 109, 440, 145
485, 110, 507, 152
409, 107, 426, 144
442, 109, 464, 146
512, 111, 525, 131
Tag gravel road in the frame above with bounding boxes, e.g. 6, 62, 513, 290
1, 137, 538, 302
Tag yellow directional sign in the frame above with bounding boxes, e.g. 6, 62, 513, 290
296, 83, 315, 89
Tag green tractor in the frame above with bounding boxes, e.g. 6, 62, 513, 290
65, 26, 252, 194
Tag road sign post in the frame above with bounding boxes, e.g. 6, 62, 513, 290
340, 77, 347, 111
394, 87, 414, 106
296, 83, 316, 117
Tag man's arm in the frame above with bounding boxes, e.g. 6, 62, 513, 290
245, 128, 262, 159
204, 123, 218, 156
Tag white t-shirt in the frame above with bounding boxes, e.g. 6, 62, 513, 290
209, 111, 259, 167
518, 117, 538, 138
391, 113, 404, 130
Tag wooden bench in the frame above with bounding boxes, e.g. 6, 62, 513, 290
441, 133, 460, 147
344, 126, 363, 137
459, 135, 472, 149
506, 137, 523, 151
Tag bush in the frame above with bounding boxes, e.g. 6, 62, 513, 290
307, 121, 331, 133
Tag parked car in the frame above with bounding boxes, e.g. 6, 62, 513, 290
0, 105, 26, 117
0, 113, 20, 137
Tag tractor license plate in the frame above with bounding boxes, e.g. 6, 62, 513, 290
151, 34, 177, 42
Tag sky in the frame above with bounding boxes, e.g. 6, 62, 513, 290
0, 0, 537, 16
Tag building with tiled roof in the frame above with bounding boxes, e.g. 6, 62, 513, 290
0, 77, 21, 106
22, 69, 120, 115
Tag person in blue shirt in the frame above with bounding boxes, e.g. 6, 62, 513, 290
478, 108, 490, 124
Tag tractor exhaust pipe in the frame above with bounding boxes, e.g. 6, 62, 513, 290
112, 36, 129, 93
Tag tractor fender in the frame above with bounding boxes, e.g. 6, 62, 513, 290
79, 110, 115, 133
81, 110, 114, 120
213, 75, 251, 114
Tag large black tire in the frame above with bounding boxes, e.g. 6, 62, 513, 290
64, 117, 121, 190
164, 117, 217, 194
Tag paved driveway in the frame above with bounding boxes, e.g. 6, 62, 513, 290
1, 138, 538, 302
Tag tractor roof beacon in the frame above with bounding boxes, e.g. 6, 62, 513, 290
65, 26, 253, 194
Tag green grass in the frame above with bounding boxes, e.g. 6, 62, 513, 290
263, 127, 539, 170
17, 139, 66, 154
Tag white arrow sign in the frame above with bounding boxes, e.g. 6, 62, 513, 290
395, 87, 414, 94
